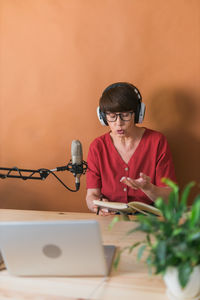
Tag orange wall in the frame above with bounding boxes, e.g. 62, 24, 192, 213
0, 0, 199, 211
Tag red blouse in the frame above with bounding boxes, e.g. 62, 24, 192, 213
86, 128, 176, 205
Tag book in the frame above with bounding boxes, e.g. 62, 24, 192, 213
93, 200, 162, 217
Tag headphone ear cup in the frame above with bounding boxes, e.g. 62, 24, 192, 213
97, 107, 108, 126
137, 102, 146, 123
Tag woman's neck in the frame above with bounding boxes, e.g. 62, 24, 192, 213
109, 127, 145, 164
110, 127, 145, 149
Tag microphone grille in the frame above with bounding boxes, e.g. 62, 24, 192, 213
71, 140, 83, 165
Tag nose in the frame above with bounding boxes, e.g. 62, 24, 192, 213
115, 114, 124, 125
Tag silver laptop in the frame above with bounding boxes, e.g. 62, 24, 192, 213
0, 220, 116, 277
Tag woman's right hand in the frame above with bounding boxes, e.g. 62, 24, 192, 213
86, 189, 115, 216
93, 197, 115, 216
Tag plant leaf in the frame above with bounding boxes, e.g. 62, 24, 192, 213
187, 231, 200, 242
161, 178, 179, 193
146, 234, 152, 246
137, 244, 146, 261
194, 194, 200, 204
190, 199, 200, 227
109, 215, 120, 230
180, 181, 195, 208
113, 249, 123, 269
178, 262, 192, 288
157, 240, 166, 266
128, 241, 141, 253
161, 178, 179, 210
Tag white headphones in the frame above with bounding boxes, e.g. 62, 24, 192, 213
97, 83, 146, 126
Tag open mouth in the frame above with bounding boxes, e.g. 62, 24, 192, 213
117, 130, 125, 134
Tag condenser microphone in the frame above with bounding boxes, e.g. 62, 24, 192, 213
51, 140, 87, 191
71, 140, 82, 190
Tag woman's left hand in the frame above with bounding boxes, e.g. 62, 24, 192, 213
120, 172, 152, 191
120, 172, 172, 203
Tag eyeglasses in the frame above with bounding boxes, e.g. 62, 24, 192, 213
105, 111, 134, 122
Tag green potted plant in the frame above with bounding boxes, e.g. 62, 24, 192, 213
111, 178, 200, 300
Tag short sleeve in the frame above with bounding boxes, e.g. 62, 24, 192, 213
155, 135, 177, 186
86, 141, 102, 189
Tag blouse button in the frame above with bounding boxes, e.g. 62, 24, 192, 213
123, 188, 127, 192
125, 167, 128, 171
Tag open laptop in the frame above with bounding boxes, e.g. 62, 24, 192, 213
0, 220, 116, 277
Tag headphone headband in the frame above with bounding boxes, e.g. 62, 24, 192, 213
103, 82, 142, 101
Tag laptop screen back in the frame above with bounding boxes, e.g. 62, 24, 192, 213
0, 220, 115, 277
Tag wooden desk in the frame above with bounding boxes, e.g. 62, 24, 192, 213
0, 209, 167, 300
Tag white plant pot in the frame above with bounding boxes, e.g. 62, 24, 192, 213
163, 265, 200, 300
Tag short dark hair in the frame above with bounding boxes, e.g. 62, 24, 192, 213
99, 82, 141, 113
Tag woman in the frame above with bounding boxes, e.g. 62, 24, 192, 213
86, 82, 176, 216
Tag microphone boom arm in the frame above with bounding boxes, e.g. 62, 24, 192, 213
0, 167, 50, 180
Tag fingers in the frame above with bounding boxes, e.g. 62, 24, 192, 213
120, 173, 151, 190
96, 208, 115, 216
98, 209, 113, 216
120, 176, 139, 189
93, 205, 98, 214
102, 198, 108, 202
139, 172, 150, 182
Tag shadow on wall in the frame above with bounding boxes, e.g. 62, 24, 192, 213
148, 87, 200, 203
